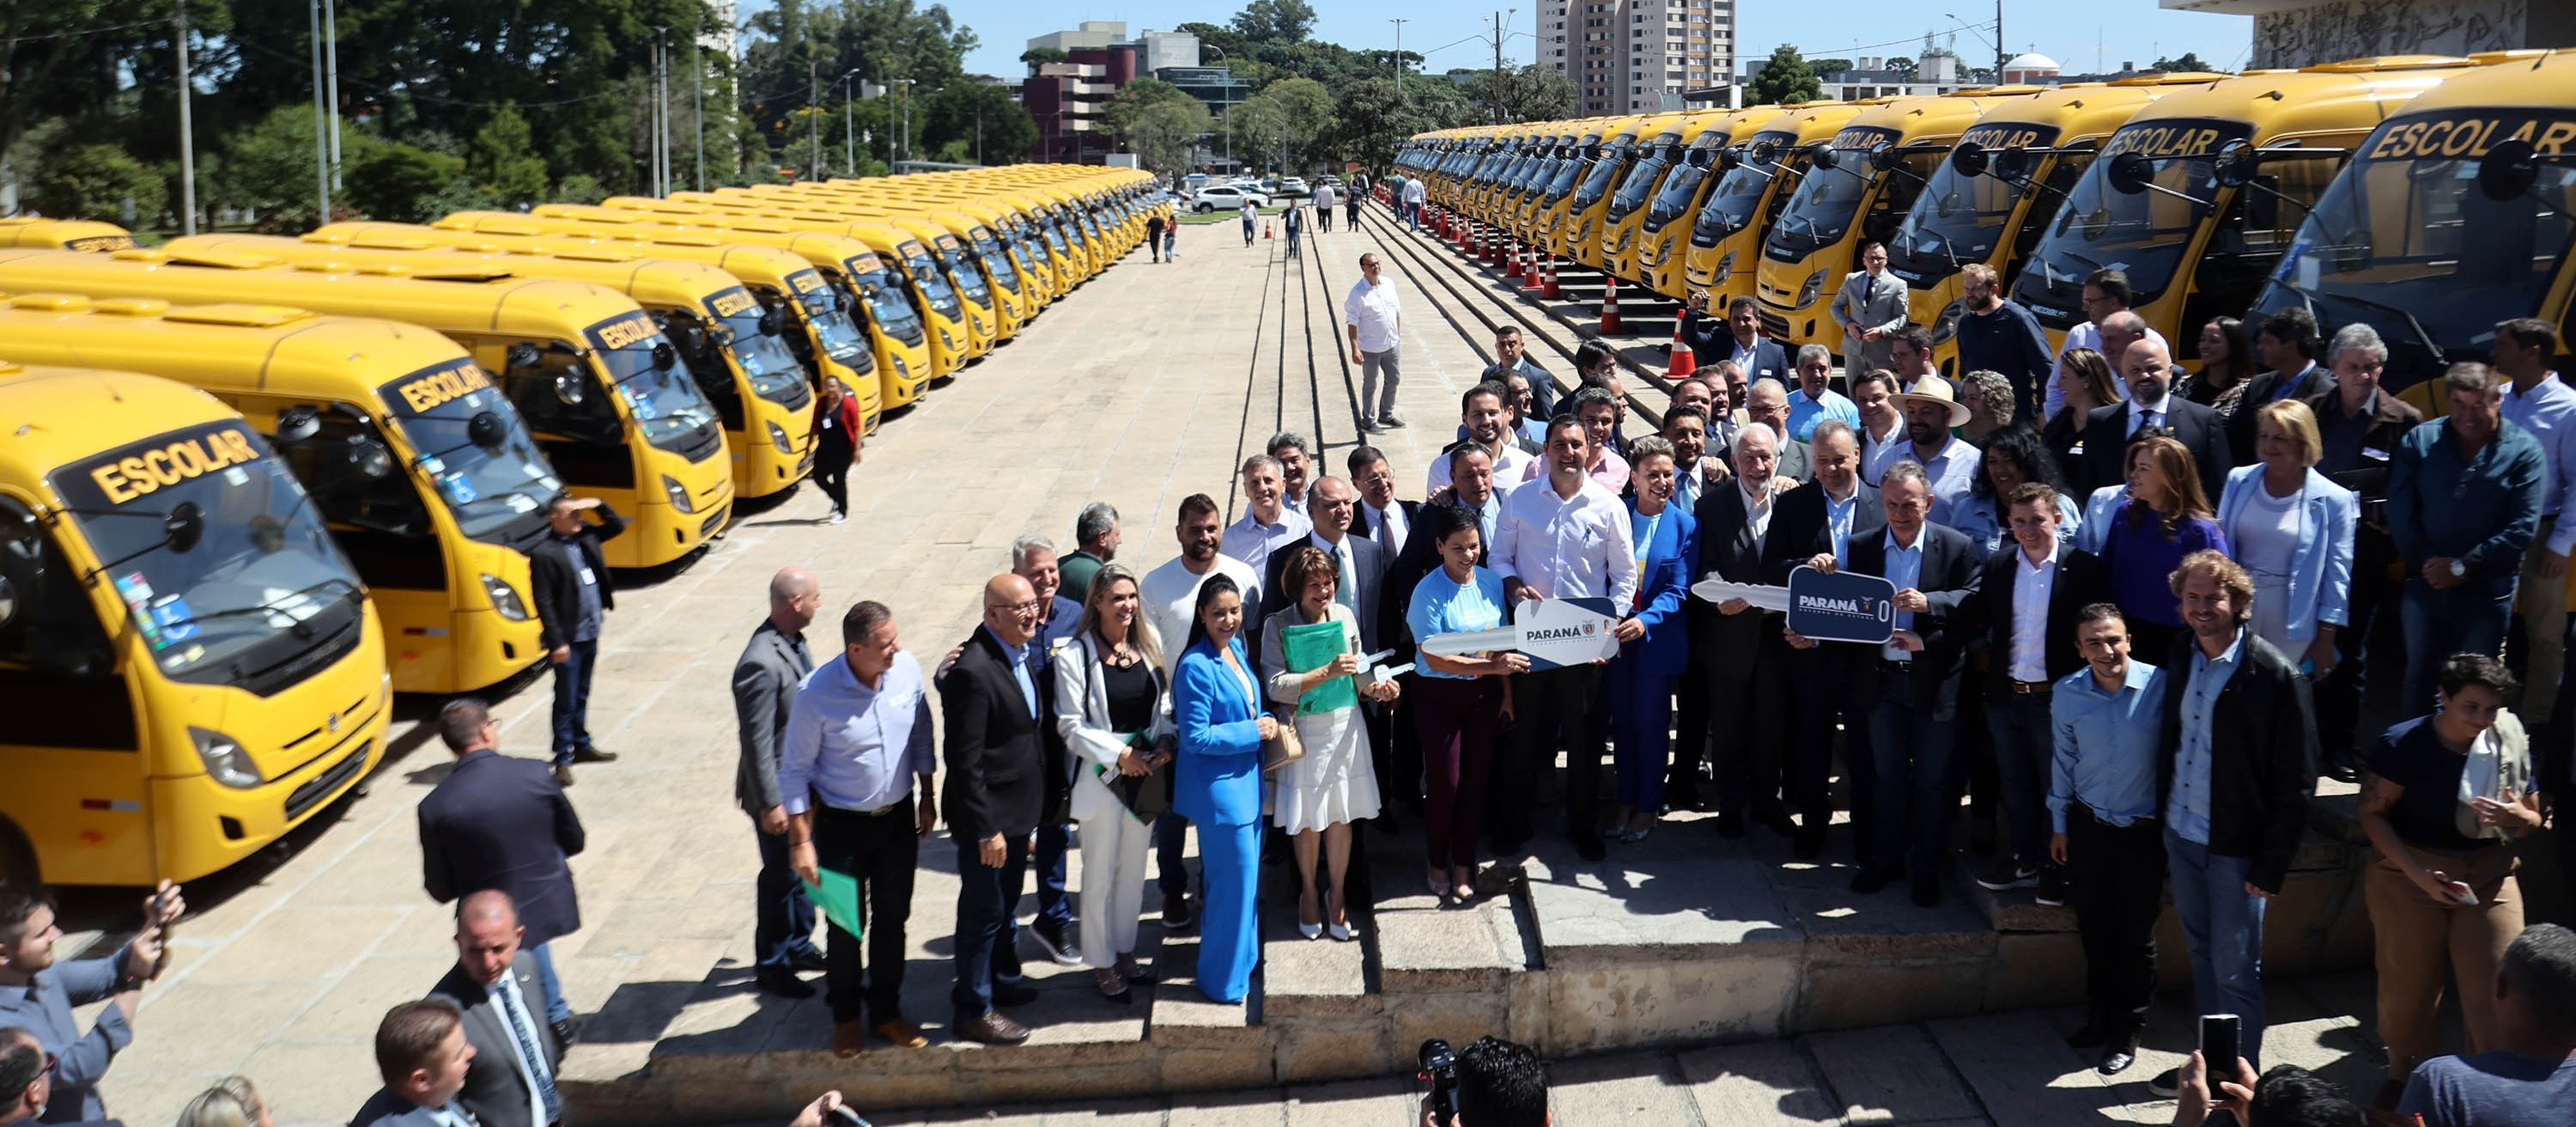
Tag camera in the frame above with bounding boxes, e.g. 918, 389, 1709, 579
1419, 1038, 1460, 1126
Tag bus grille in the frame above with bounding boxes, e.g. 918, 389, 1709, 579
700, 503, 732, 539
285, 738, 369, 820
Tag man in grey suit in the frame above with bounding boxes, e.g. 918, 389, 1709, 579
1830, 241, 1910, 375
430, 892, 562, 1127
1725, 380, 1814, 484
734, 567, 826, 998
349, 1000, 477, 1127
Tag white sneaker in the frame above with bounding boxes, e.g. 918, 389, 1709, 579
827, 510, 847, 525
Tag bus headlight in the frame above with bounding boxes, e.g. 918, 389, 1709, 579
1711, 252, 1737, 286
1798, 270, 1827, 308
1929, 300, 1966, 346
893, 356, 910, 379
768, 421, 793, 453
190, 727, 263, 789
662, 474, 696, 514
479, 574, 530, 621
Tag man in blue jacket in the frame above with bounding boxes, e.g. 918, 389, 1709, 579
2388, 362, 2549, 716
1952, 263, 2053, 420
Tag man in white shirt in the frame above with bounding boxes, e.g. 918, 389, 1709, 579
1221, 454, 1312, 578
1853, 369, 1910, 487
1401, 177, 1427, 228
1430, 381, 1534, 493
2045, 268, 2167, 421
1139, 494, 1262, 930
1347, 253, 1406, 430
1890, 378, 1981, 526
1269, 431, 1315, 512
1969, 484, 2106, 905
1490, 415, 1639, 862
2495, 317, 2576, 723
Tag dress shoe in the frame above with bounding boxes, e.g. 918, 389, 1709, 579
1757, 803, 1799, 838
2099, 1035, 2140, 1076
754, 970, 815, 999
2065, 1023, 2106, 1049
872, 1018, 928, 1048
954, 1010, 1030, 1046
992, 981, 1040, 1008
1095, 967, 1133, 1004
1569, 828, 1606, 862
2324, 762, 2360, 784
1911, 872, 1943, 908
1163, 891, 1194, 931
570, 747, 619, 765
1850, 863, 1896, 894
1715, 812, 1747, 839
551, 764, 575, 787
789, 947, 829, 973
1033, 920, 1082, 966
2035, 867, 2069, 907
1793, 825, 1827, 860
832, 1020, 867, 1058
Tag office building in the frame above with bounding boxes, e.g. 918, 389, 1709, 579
1541, 0, 1737, 114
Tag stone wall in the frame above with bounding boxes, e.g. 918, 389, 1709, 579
2251, 0, 2526, 68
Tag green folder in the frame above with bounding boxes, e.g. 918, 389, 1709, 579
1281, 618, 1358, 715
803, 866, 864, 939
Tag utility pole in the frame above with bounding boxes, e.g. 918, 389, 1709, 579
175, 0, 196, 235
693, 14, 705, 191
307, 0, 329, 220
1389, 19, 1408, 101
1995, 0, 2006, 82
323, 0, 341, 191
843, 73, 860, 177
1492, 11, 1505, 124
658, 27, 672, 195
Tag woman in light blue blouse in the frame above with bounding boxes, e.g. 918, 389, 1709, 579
1404, 503, 1528, 904
2215, 399, 2355, 673
1168, 574, 1275, 1003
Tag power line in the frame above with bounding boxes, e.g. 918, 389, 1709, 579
0, 18, 169, 46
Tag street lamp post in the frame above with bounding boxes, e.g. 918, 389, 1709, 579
1389, 19, 1409, 101
842, 70, 863, 176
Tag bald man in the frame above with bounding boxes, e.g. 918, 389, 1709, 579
942, 574, 1050, 1045
2077, 337, 2233, 497
430, 891, 562, 1127
735, 567, 826, 996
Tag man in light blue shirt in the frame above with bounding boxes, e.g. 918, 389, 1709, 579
1783, 344, 1861, 442
1890, 379, 1981, 526
781, 601, 938, 1058
2049, 603, 2170, 1075
1221, 454, 1312, 577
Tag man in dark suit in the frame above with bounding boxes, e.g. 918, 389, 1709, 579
1350, 447, 1423, 815
1761, 420, 1884, 857
431, 892, 562, 1127
1260, 478, 1389, 645
1729, 380, 1814, 484
349, 1000, 477, 1127
419, 698, 585, 1037
2151, 551, 2318, 1081
1811, 460, 1983, 907
1966, 483, 2109, 902
528, 496, 623, 786
1682, 292, 1789, 387
2078, 337, 2233, 498
733, 567, 825, 998
1347, 446, 1419, 563
940, 574, 1050, 1046
2225, 308, 2332, 463
1695, 423, 1796, 842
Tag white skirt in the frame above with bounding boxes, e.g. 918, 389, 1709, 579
1271, 704, 1382, 833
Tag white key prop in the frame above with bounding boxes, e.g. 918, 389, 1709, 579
1418, 596, 1621, 670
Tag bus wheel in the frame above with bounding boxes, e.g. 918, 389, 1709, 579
0, 820, 37, 889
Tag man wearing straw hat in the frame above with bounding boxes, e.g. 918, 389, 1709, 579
1888, 377, 1983, 527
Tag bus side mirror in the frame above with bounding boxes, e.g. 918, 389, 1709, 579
1866, 142, 1899, 172
1806, 143, 1838, 170
2213, 139, 2258, 189
758, 307, 787, 336
1716, 148, 1742, 171
165, 502, 204, 555
1665, 142, 1686, 161
652, 340, 679, 371
1749, 140, 1779, 164
2106, 151, 2154, 195
552, 372, 586, 406
2477, 137, 2540, 201
506, 343, 543, 372
466, 411, 509, 450
1949, 143, 1989, 178
1995, 145, 2033, 181
274, 406, 322, 444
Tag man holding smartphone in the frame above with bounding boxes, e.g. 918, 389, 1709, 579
0, 880, 184, 1124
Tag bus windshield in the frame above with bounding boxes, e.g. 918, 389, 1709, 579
790, 272, 873, 369
2262, 110, 2576, 388
1765, 145, 1881, 259
1888, 153, 2032, 276
969, 232, 1019, 293
904, 250, 963, 318
1692, 144, 1789, 246
706, 289, 809, 406
584, 313, 723, 453
55, 420, 363, 689
933, 239, 991, 303
1609, 139, 1679, 220
844, 257, 924, 340
1648, 145, 1721, 230
1571, 144, 1633, 209
376, 360, 561, 541
1543, 146, 1594, 202
2011, 119, 2253, 318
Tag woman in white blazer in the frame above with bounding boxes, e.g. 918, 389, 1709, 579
2216, 399, 2358, 673
1048, 564, 1177, 1002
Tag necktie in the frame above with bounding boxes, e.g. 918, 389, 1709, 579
499, 980, 562, 1124
1334, 543, 1357, 611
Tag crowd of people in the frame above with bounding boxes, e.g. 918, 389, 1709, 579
6, 215, 2576, 1127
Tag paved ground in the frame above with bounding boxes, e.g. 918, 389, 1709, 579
51, 206, 2505, 1127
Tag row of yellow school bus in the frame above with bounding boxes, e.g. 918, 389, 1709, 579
1395, 49, 2576, 411
0, 166, 1169, 891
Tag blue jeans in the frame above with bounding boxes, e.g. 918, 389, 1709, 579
2400, 576, 2515, 719
951, 834, 1030, 1020
2165, 828, 2268, 1069
548, 637, 598, 765
1868, 673, 1959, 874
526, 941, 574, 1022
1990, 692, 2057, 865
1032, 821, 1072, 932
753, 823, 821, 972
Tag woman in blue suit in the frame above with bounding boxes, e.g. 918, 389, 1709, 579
1169, 573, 1276, 1003
1607, 437, 1698, 843
2216, 399, 2357, 673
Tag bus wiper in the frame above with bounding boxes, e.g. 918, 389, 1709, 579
152, 576, 361, 634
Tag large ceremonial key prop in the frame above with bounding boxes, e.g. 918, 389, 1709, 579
1419, 596, 1621, 670
1690, 564, 1897, 645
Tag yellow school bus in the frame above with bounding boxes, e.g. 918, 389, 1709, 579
1573, 113, 1685, 271
2248, 48, 2576, 408
2008, 55, 2488, 366
1684, 102, 1868, 314
0, 363, 389, 886
1891, 75, 2221, 375
0, 217, 137, 253
876, 213, 999, 357
1635, 108, 1775, 300
954, 199, 1059, 311
0, 295, 554, 693
1759, 88, 2044, 354
1534, 119, 1624, 257
167, 233, 811, 502
0, 247, 732, 570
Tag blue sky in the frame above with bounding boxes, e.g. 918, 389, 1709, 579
738, 1, 2257, 84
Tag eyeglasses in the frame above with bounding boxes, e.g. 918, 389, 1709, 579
987, 600, 1043, 616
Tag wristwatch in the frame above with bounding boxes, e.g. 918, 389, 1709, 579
2449, 558, 2470, 579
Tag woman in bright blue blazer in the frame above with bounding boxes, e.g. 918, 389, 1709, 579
1607, 438, 1698, 843
1169, 573, 1275, 1003
2216, 399, 2357, 673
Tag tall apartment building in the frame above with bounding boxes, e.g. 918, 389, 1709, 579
1541, 0, 1736, 114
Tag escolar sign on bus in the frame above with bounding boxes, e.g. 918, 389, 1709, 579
2366, 111, 2576, 161
2100, 119, 2253, 160
74, 422, 266, 505
588, 311, 657, 350
384, 360, 495, 415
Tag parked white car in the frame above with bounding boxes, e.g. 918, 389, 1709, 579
1191, 184, 1272, 212
1277, 177, 1310, 196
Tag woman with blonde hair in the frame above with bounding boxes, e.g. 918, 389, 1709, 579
2103, 435, 2228, 660
2215, 399, 2357, 671
178, 1076, 275, 1127
1958, 369, 2018, 445
1050, 563, 1175, 1002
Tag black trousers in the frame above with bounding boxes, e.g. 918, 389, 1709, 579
2069, 809, 2165, 1039
1494, 664, 1606, 841
1710, 623, 1790, 819
951, 832, 1030, 1021
1788, 647, 1874, 849
1666, 649, 1713, 808
813, 443, 853, 515
2318, 525, 2397, 770
815, 796, 918, 1026
1386, 673, 1425, 812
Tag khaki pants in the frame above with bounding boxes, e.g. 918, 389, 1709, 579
2514, 515, 2566, 722
2366, 844, 2523, 1079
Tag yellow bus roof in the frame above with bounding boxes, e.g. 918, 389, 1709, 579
2371, 47, 2576, 116
166, 234, 750, 312
0, 294, 478, 405
0, 363, 246, 481
2105, 55, 2483, 145
0, 247, 642, 342
0, 217, 137, 253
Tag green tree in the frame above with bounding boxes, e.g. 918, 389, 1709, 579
2151, 52, 2226, 74
1103, 76, 1194, 133
1457, 64, 1576, 124
1750, 46, 1824, 106
550, 174, 609, 204
345, 143, 465, 222
1809, 58, 1853, 76
1236, 76, 1334, 168
210, 103, 333, 226
24, 143, 167, 224
1230, 0, 1316, 44
470, 107, 550, 205
1020, 46, 1066, 75
920, 82, 1035, 164
1317, 77, 1426, 172
1886, 56, 1916, 79
1121, 99, 1212, 175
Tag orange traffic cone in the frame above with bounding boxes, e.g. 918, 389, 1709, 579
1667, 319, 1696, 378
1543, 255, 1562, 300
1265, 221, 1274, 240
1600, 275, 1622, 334
1522, 245, 1544, 289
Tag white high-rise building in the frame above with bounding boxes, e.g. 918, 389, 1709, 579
1541, 0, 1736, 114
